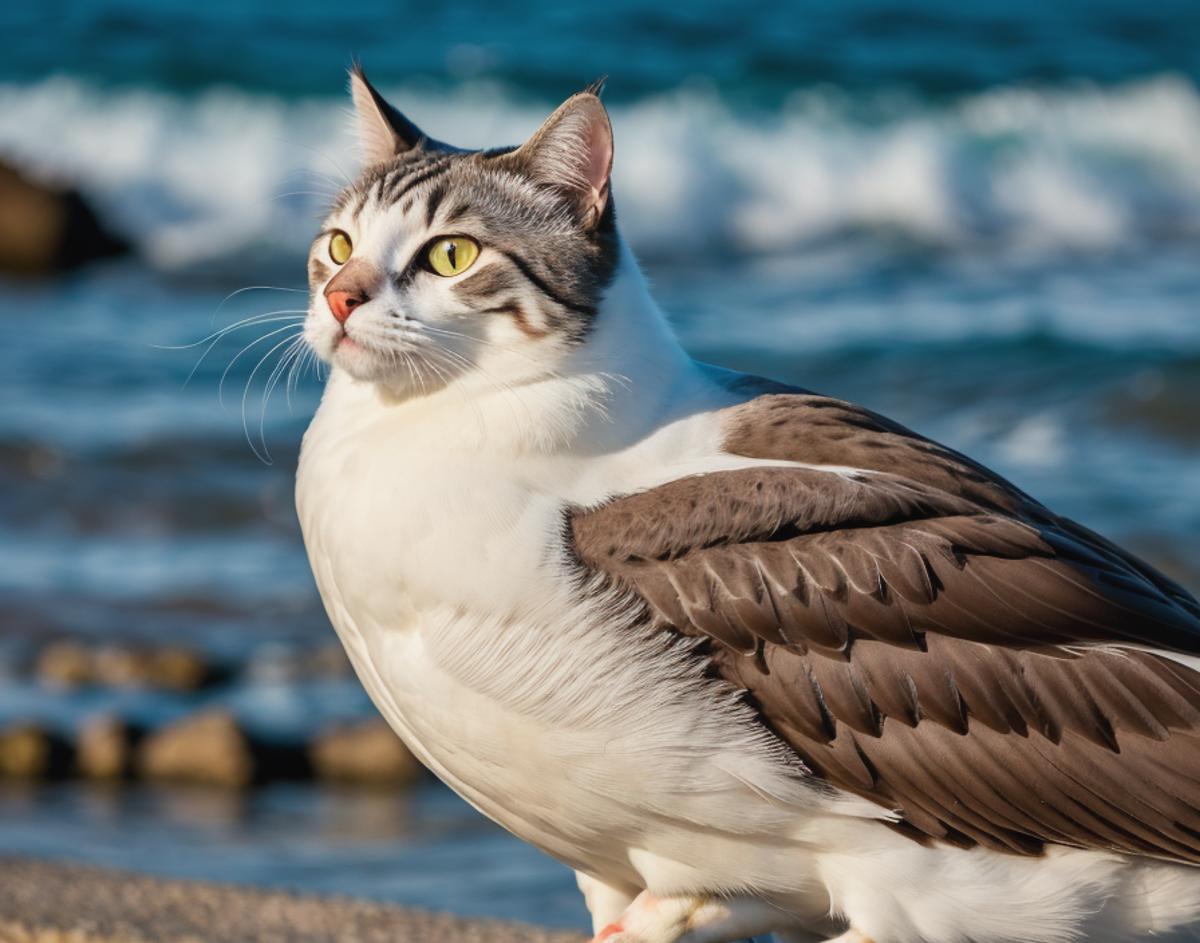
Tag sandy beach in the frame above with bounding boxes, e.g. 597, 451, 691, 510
0, 857, 585, 943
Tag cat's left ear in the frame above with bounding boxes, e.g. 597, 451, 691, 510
509, 82, 613, 228
349, 64, 431, 164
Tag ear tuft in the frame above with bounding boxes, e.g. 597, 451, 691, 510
348, 64, 428, 165
510, 91, 614, 228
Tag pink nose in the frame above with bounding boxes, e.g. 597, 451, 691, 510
326, 290, 366, 324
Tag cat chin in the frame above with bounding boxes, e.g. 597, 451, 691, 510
330, 340, 390, 381
329, 343, 454, 398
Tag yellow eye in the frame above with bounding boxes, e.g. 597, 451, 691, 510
329, 230, 353, 265
427, 236, 480, 277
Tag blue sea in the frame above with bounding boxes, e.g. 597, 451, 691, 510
1, 0, 1199, 930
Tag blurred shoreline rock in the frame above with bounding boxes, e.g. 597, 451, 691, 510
0, 159, 129, 276
310, 719, 423, 788
137, 710, 256, 788
0, 723, 71, 779
7, 640, 425, 791
77, 714, 145, 781
34, 641, 90, 688
37, 640, 218, 692
136, 710, 316, 788
0, 706, 428, 790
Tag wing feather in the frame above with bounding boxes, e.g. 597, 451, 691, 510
570, 390, 1200, 862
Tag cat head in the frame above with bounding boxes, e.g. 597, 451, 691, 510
304, 66, 619, 398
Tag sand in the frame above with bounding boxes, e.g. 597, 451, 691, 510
0, 857, 586, 943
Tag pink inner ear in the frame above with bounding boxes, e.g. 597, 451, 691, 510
582, 112, 613, 195
578, 106, 613, 222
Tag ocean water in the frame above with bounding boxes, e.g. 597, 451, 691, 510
1, 0, 1199, 930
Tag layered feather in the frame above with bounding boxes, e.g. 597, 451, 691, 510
571, 390, 1200, 863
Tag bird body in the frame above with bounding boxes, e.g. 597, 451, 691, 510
296, 69, 1200, 942
297, 257, 852, 894
298, 249, 1200, 943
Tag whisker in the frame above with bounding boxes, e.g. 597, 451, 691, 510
240, 329, 306, 464
219, 322, 308, 406
412, 321, 622, 422
256, 335, 308, 454
417, 322, 565, 370
261, 335, 299, 411
272, 190, 341, 202
277, 167, 342, 195
289, 141, 354, 187
286, 340, 308, 406
414, 337, 542, 435
291, 344, 317, 400
290, 166, 348, 188
170, 312, 307, 392
393, 323, 570, 399
156, 311, 308, 351
210, 285, 308, 325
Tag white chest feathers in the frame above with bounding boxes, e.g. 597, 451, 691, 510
293, 369, 858, 894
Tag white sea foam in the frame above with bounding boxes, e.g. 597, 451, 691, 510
1, 75, 1199, 269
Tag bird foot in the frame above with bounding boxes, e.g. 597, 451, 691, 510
587, 891, 786, 943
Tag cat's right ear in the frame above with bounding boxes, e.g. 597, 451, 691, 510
349, 64, 429, 165
507, 85, 613, 229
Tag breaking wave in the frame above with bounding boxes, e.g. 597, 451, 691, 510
1, 74, 1199, 270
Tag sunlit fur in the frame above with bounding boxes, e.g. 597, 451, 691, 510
297, 76, 1200, 943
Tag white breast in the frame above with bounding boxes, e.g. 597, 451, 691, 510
295, 369, 880, 901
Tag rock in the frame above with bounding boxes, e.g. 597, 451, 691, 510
90, 646, 154, 688
35, 641, 92, 689
137, 710, 254, 788
36, 641, 214, 692
0, 724, 71, 779
310, 719, 423, 788
0, 160, 128, 276
77, 715, 143, 780
93, 645, 212, 691
148, 647, 213, 691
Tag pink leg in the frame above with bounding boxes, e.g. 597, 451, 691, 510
588, 890, 791, 943
576, 871, 638, 936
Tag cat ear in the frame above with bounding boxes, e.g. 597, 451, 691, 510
348, 64, 429, 164
510, 84, 613, 228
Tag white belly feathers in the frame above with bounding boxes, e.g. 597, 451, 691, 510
294, 370, 862, 896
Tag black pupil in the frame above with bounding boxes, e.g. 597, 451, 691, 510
446, 241, 457, 269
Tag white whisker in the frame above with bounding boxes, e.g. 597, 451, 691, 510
157, 311, 307, 352
219, 322, 307, 406
256, 335, 308, 455
240, 328, 306, 464
173, 312, 307, 392
288, 141, 354, 187
209, 285, 308, 325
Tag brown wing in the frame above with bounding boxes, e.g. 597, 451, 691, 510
570, 391, 1200, 862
